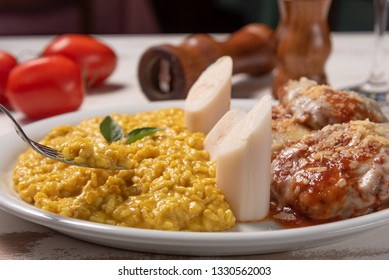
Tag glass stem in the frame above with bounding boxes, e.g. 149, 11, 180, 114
367, 0, 389, 86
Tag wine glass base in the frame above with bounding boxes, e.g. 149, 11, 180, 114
345, 84, 389, 116
347, 85, 389, 102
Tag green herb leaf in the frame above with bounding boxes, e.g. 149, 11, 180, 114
126, 127, 163, 144
99, 116, 124, 143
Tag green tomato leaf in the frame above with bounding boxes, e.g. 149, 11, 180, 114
126, 127, 163, 144
99, 116, 124, 143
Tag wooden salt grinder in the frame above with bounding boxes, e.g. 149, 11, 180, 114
138, 23, 276, 100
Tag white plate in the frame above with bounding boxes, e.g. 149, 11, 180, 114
1, 99, 389, 256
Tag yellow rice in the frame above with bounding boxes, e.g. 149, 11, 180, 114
12, 108, 236, 231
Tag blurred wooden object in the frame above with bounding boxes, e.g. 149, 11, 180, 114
138, 23, 276, 100
272, 0, 332, 98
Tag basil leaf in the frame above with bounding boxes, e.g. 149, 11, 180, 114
126, 127, 163, 144
99, 116, 124, 143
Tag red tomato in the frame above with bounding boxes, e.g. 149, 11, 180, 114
43, 34, 117, 88
0, 51, 17, 108
5, 55, 85, 119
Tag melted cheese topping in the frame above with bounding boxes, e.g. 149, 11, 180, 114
272, 120, 389, 220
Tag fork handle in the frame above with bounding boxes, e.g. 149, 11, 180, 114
0, 104, 29, 144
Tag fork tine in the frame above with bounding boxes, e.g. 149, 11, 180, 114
32, 144, 57, 158
31, 141, 51, 152
33, 141, 56, 153
32, 141, 63, 158
34, 143, 69, 162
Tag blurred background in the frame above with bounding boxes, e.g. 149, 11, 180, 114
0, 0, 379, 35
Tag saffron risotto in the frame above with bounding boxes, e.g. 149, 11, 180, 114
12, 108, 236, 231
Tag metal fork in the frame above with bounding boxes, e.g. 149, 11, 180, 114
0, 104, 125, 170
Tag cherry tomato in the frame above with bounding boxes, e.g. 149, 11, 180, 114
0, 51, 17, 108
43, 34, 117, 88
6, 55, 85, 119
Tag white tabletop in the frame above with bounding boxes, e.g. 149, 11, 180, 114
0, 33, 389, 260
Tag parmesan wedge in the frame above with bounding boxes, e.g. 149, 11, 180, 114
216, 94, 272, 222
184, 56, 232, 134
204, 108, 246, 161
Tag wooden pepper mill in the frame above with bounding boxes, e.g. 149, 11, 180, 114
272, 0, 332, 98
138, 24, 276, 100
